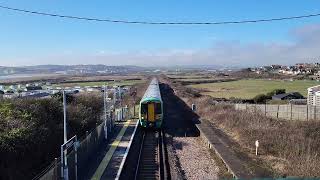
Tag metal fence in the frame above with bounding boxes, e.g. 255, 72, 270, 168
35, 106, 136, 180
115, 106, 129, 121
37, 120, 106, 180
235, 103, 320, 121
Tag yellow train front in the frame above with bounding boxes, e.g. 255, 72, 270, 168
139, 78, 163, 128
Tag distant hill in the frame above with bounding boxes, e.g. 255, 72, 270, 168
0, 65, 146, 75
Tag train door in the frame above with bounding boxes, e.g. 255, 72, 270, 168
147, 103, 155, 122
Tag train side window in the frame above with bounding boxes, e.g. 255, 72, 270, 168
155, 103, 162, 114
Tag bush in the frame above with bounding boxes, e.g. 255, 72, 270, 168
0, 94, 103, 179
272, 89, 286, 95
253, 94, 268, 103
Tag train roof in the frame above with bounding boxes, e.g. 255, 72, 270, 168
141, 78, 162, 102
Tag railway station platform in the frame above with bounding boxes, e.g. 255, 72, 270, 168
81, 119, 138, 180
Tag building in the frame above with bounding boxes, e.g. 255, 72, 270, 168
289, 99, 307, 105
22, 92, 51, 99
25, 86, 43, 91
307, 85, 320, 105
3, 93, 18, 99
272, 92, 304, 100
314, 91, 320, 106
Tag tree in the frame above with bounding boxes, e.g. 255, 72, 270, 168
266, 89, 286, 98
51, 92, 74, 103
273, 89, 286, 95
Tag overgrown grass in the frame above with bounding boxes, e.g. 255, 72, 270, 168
197, 102, 320, 176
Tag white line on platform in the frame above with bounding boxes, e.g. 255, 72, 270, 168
115, 120, 139, 180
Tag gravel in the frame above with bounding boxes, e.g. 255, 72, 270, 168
160, 82, 220, 180
172, 137, 220, 180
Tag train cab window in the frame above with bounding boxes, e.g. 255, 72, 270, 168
155, 103, 162, 114
141, 103, 148, 114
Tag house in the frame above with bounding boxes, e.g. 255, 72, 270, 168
3, 92, 18, 99
22, 92, 50, 99
25, 86, 43, 91
272, 92, 304, 100
289, 99, 307, 105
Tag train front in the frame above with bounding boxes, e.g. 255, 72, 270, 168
140, 98, 162, 128
139, 78, 163, 128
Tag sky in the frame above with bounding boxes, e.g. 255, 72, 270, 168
0, 0, 320, 67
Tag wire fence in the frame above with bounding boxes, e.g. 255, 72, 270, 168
34, 105, 136, 180
235, 104, 320, 121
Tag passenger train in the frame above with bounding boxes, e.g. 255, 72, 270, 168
139, 78, 163, 128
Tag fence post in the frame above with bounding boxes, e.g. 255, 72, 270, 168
265, 103, 267, 116
277, 104, 279, 118
290, 104, 293, 120
313, 105, 317, 120
95, 123, 98, 142
86, 131, 89, 155
54, 158, 58, 180
307, 105, 309, 121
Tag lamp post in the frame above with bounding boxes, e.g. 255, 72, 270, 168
63, 90, 67, 143
103, 85, 108, 138
62, 90, 69, 180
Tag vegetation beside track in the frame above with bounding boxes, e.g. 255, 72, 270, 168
161, 75, 320, 177
0, 94, 104, 179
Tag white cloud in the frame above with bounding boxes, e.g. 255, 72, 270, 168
2, 23, 320, 67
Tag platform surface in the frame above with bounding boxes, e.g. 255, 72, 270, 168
81, 119, 138, 180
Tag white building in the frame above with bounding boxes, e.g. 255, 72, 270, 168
3, 93, 18, 99
315, 91, 320, 106
307, 85, 320, 105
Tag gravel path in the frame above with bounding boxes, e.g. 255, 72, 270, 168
172, 137, 219, 180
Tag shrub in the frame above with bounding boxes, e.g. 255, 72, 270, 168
253, 94, 268, 103
0, 94, 104, 179
272, 89, 286, 95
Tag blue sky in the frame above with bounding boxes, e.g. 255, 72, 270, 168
1, 1, 320, 66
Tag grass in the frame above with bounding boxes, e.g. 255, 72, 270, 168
188, 79, 320, 99
175, 78, 216, 82
167, 74, 210, 79
53, 80, 145, 88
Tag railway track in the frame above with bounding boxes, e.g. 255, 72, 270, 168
134, 130, 167, 180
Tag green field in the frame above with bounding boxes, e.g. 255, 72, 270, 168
189, 79, 320, 99
53, 80, 145, 88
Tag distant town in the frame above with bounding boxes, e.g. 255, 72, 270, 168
249, 62, 320, 79
0, 81, 128, 100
